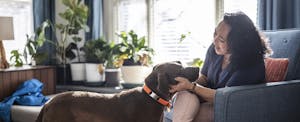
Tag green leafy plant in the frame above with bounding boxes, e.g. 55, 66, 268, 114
55, 0, 89, 64
10, 50, 23, 67
23, 20, 51, 65
83, 38, 108, 64
191, 58, 204, 67
83, 38, 122, 68
105, 41, 123, 68
179, 32, 191, 43
115, 30, 154, 66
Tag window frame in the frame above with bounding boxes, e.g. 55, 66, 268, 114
105, 0, 261, 64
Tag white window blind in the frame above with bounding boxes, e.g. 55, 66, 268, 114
0, 0, 33, 64
118, 0, 147, 37
118, 0, 215, 64
152, 0, 215, 63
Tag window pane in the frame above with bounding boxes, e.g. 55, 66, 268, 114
153, 0, 215, 64
118, 0, 147, 37
0, 0, 33, 64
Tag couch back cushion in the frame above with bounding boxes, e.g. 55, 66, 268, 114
265, 58, 289, 82
263, 29, 300, 80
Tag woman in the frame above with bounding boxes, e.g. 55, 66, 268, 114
167, 12, 271, 122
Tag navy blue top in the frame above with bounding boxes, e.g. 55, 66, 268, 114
201, 44, 265, 89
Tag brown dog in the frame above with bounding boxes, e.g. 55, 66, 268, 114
36, 62, 199, 122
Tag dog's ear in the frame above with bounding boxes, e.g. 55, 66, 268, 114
173, 61, 182, 65
181, 67, 199, 82
152, 64, 159, 70
156, 72, 173, 99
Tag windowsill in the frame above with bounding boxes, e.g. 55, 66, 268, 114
55, 84, 126, 94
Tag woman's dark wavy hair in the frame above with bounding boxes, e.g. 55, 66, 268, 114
223, 12, 272, 71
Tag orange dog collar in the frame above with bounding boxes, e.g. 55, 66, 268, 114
143, 84, 171, 107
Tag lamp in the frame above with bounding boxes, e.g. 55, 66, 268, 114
0, 17, 14, 69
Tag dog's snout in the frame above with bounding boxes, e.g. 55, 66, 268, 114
181, 67, 199, 82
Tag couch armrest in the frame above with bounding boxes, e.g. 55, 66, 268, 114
214, 80, 300, 122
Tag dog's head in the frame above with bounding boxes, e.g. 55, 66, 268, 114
144, 62, 199, 100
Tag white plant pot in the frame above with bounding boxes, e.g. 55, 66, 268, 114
70, 63, 86, 82
120, 66, 152, 84
31, 58, 36, 66
85, 63, 105, 82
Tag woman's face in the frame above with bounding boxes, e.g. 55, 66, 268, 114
213, 21, 231, 55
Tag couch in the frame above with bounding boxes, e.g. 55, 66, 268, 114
214, 29, 300, 122
164, 29, 300, 122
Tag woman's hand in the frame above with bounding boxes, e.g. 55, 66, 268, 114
169, 77, 193, 93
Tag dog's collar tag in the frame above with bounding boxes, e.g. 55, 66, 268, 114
143, 84, 171, 107
149, 92, 159, 100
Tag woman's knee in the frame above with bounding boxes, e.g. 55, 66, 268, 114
175, 91, 199, 103
173, 91, 200, 122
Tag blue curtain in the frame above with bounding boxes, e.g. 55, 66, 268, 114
33, 0, 56, 65
258, 0, 300, 30
84, 0, 103, 41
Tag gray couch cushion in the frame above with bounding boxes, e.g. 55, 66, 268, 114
263, 29, 300, 80
215, 80, 300, 122
11, 94, 56, 122
11, 105, 43, 122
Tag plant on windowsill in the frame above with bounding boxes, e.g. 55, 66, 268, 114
53, 0, 89, 84
10, 50, 23, 67
7, 21, 50, 68
101, 41, 124, 87
23, 20, 51, 66
115, 30, 154, 66
114, 30, 154, 85
82, 38, 107, 86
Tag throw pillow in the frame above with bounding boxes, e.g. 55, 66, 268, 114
265, 58, 289, 82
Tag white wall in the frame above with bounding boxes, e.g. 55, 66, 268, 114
103, 0, 118, 42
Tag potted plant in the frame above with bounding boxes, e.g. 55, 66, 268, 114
10, 50, 23, 67
115, 30, 154, 84
83, 38, 107, 86
103, 41, 123, 87
23, 20, 50, 66
7, 21, 50, 68
54, 0, 89, 84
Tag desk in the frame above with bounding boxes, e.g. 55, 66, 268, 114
0, 65, 56, 101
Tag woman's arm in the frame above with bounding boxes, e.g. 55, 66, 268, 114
170, 76, 216, 103
192, 82, 216, 103
194, 75, 208, 86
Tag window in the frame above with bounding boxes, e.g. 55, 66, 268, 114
118, 0, 147, 37
117, 0, 215, 64
152, 0, 215, 63
0, 0, 33, 64
115, 0, 259, 64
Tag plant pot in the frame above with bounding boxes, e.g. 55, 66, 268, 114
120, 65, 152, 84
105, 68, 121, 87
70, 63, 86, 84
56, 64, 72, 85
85, 63, 105, 85
31, 58, 36, 66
